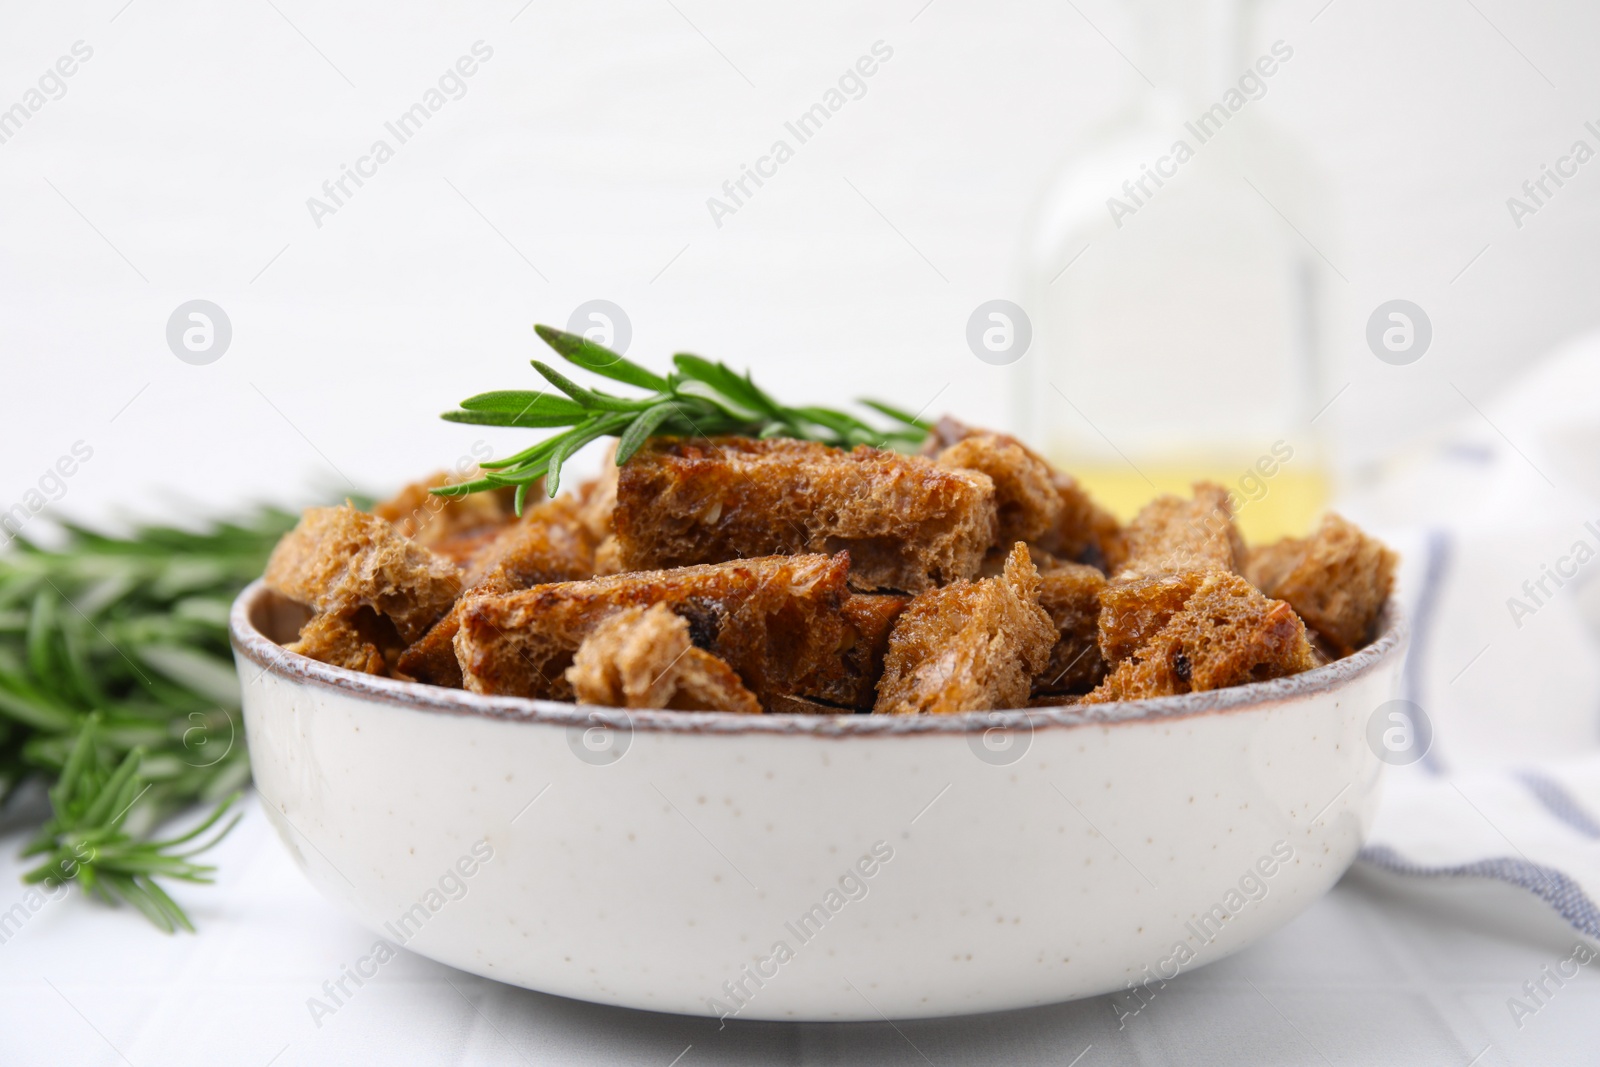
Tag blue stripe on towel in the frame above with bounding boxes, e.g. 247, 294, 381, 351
1515, 771, 1600, 840
1402, 529, 1452, 776
1358, 845, 1600, 939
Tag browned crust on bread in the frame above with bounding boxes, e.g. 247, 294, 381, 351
922, 417, 1124, 571
873, 542, 1057, 715
265, 437, 1393, 712
1092, 482, 1245, 672
565, 603, 761, 713
1049, 471, 1129, 573
397, 497, 598, 687
574, 444, 620, 546
285, 609, 390, 676
373, 472, 527, 568
1034, 562, 1108, 695
613, 436, 997, 593
1097, 570, 1210, 666
1081, 572, 1316, 703
1241, 536, 1305, 597
935, 434, 1063, 546
264, 505, 460, 647
793, 592, 910, 709
1117, 482, 1241, 578
454, 552, 850, 703
1245, 513, 1397, 656
592, 535, 625, 576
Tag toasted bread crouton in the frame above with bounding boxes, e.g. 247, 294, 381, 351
922, 416, 1124, 571
575, 444, 620, 546
986, 542, 1118, 581
1097, 570, 1210, 665
373, 472, 526, 568
286, 610, 389, 675
592, 535, 625, 576
265, 505, 460, 648
935, 434, 1063, 546
613, 437, 997, 593
455, 552, 850, 702
837, 593, 912, 702
471, 496, 596, 586
565, 604, 760, 713
1034, 562, 1108, 695
1081, 573, 1316, 704
1117, 482, 1241, 577
1049, 471, 1128, 573
874, 543, 1057, 715
1094, 484, 1244, 669
397, 497, 598, 687
393, 569, 516, 686
1241, 536, 1304, 596
793, 593, 910, 709
1245, 513, 1396, 656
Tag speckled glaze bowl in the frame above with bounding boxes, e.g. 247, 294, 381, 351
231, 580, 1405, 1021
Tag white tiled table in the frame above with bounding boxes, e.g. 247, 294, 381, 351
1, 794, 1593, 1066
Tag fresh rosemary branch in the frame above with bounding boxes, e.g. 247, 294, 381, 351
435, 324, 933, 502
0, 507, 299, 929
20, 717, 241, 933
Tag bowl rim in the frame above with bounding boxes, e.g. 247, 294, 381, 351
230, 579, 1406, 737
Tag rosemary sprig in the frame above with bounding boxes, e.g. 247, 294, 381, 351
20, 717, 241, 933
0, 507, 299, 929
435, 325, 932, 500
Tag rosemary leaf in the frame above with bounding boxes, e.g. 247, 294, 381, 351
437, 326, 934, 511
457, 390, 585, 417
0, 507, 295, 930
533, 324, 670, 392
616, 400, 688, 464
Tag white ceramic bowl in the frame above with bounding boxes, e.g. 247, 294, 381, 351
231, 580, 1405, 1021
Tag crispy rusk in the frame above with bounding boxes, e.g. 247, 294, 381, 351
794, 592, 910, 709
1034, 562, 1108, 695
454, 552, 850, 702
285, 609, 390, 676
397, 497, 598, 687
922, 416, 1124, 571
874, 543, 1057, 715
393, 570, 517, 686
1097, 570, 1210, 665
469, 496, 596, 587
1245, 513, 1397, 656
1049, 471, 1129, 573
978, 543, 1057, 577
373, 471, 526, 568
575, 443, 620, 546
1116, 482, 1241, 577
1094, 484, 1244, 669
592, 535, 625, 576
1081, 572, 1316, 704
265, 505, 460, 648
566, 604, 760, 713
1242, 536, 1304, 596
935, 433, 1063, 546
613, 436, 997, 593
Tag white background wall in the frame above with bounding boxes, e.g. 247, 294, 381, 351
2, 0, 1598, 525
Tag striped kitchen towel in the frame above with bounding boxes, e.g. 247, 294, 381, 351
1340, 331, 1600, 939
